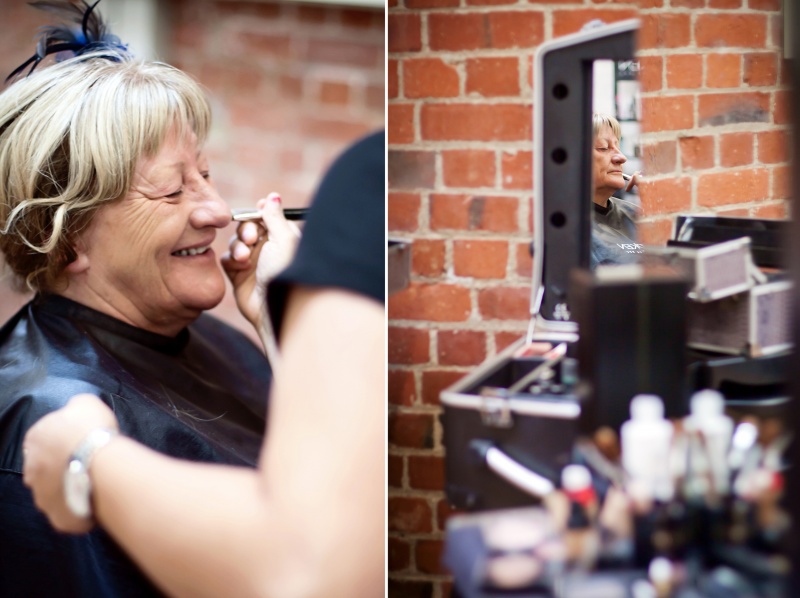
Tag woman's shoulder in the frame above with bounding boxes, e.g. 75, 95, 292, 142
608, 196, 641, 220
0, 374, 104, 474
0, 299, 110, 416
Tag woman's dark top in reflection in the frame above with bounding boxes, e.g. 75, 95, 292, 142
592, 197, 642, 268
591, 113, 643, 269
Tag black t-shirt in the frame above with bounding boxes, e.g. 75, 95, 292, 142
267, 130, 385, 338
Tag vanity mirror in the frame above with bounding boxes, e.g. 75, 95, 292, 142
532, 19, 639, 335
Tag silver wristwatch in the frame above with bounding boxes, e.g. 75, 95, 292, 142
63, 428, 119, 519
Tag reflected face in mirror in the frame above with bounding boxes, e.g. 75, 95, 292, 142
593, 123, 627, 208
590, 113, 641, 269
588, 59, 643, 270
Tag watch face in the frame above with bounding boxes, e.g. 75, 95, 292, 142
64, 459, 91, 519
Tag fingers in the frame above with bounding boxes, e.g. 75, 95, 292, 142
626, 171, 643, 192
226, 191, 300, 268
227, 222, 264, 267
259, 193, 302, 240
238, 220, 262, 246
232, 237, 253, 261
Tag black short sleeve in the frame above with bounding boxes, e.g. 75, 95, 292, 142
267, 130, 385, 338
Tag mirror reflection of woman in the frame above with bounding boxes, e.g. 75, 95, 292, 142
591, 113, 643, 268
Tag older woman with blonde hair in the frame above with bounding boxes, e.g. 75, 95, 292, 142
591, 112, 643, 268
0, 3, 296, 595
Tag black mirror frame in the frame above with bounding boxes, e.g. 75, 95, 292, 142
531, 20, 640, 335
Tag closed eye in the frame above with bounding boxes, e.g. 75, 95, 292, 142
165, 188, 183, 198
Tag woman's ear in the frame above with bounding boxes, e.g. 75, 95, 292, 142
64, 241, 90, 274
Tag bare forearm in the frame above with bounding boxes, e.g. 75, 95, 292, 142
92, 440, 284, 598
93, 436, 381, 598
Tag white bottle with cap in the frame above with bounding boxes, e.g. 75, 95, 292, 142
620, 394, 674, 502
685, 389, 734, 496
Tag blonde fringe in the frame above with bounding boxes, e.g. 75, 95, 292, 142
0, 50, 211, 292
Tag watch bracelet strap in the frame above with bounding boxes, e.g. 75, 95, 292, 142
70, 427, 120, 474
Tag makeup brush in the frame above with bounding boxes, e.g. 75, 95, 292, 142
621, 173, 636, 192
231, 207, 308, 222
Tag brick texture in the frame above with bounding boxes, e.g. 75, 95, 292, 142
411, 239, 447, 278
441, 150, 496, 188
636, 4, 787, 241
465, 57, 521, 97
430, 194, 520, 233
707, 53, 742, 89
421, 370, 466, 405
437, 329, 487, 365
389, 0, 789, 594
421, 103, 532, 141
404, 58, 460, 99
453, 239, 509, 279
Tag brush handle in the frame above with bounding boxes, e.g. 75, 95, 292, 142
231, 207, 308, 222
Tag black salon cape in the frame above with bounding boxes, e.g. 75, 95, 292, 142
267, 129, 385, 337
0, 294, 271, 597
591, 196, 643, 268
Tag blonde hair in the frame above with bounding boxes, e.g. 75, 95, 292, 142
0, 50, 211, 292
593, 112, 622, 141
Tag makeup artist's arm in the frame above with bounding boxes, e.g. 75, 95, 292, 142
22, 286, 385, 598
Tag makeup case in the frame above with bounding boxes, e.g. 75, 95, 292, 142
441, 344, 581, 511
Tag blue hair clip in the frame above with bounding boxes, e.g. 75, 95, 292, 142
6, 0, 129, 82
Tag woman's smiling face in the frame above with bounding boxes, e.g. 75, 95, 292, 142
63, 128, 231, 335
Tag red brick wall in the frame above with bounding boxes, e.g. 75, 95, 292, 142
387, 1, 788, 597
0, 2, 53, 324
637, 1, 789, 243
0, 0, 384, 338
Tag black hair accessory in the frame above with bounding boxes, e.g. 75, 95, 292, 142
6, 0, 128, 82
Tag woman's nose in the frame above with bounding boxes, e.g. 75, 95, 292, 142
612, 150, 627, 164
189, 179, 230, 229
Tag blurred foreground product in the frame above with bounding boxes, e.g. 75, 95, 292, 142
620, 395, 674, 502
443, 390, 791, 598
